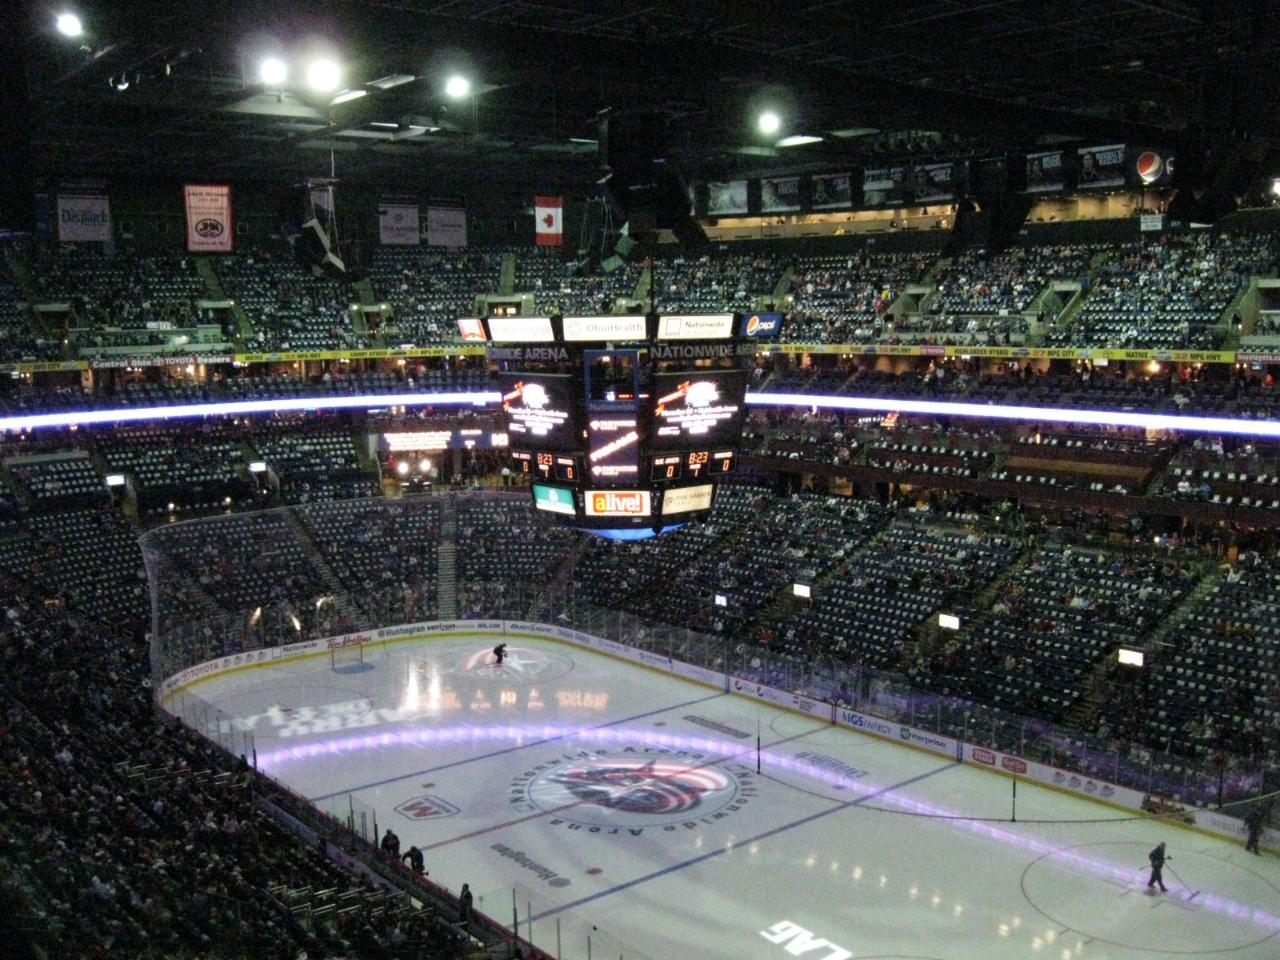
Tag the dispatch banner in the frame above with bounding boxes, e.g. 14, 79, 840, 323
811, 172, 852, 210
1077, 144, 1126, 189
183, 184, 233, 253
57, 194, 111, 242
378, 202, 420, 245
1025, 151, 1065, 193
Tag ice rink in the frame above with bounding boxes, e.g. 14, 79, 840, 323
185, 631, 1280, 960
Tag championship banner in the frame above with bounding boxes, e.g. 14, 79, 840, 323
378, 203, 420, 246
183, 184, 233, 253
427, 207, 467, 247
706, 180, 749, 215
862, 167, 905, 207
534, 196, 563, 246
56, 194, 111, 242
1025, 151, 1065, 193
1077, 144, 1126, 189
760, 176, 800, 213
811, 173, 852, 210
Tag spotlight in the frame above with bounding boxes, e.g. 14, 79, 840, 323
757, 110, 781, 135
418, 457, 431, 474
445, 74, 471, 99
259, 57, 288, 87
111, 74, 130, 92
306, 57, 342, 93
55, 12, 83, 38
1271, 177, 1280, 199
395, 461, 410, 477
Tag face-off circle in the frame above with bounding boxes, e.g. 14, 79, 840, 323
1020, 841, 1280, 955
510, 749, 754, 834
449, 645, 574, 686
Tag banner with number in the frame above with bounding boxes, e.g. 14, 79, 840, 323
1025, 151, 1065, 193
760, 176, 801, 212
57, 194, 111, 242
378, 203, 420, 245
183, 184, 233, 253
1077, 144, 1126, 189
427, 207, 467, 247
811, 173, 852, 210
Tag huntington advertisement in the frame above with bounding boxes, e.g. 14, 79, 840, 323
183, 184, 233, 253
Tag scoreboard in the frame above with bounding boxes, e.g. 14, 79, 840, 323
478, 312, 773, 534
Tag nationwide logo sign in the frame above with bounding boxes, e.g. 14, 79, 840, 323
396, 794, 460, 820
657, 314, 735, 340
509, 748, 755, 834
584, 490, 651, 517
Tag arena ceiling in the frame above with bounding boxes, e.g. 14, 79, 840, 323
18, 0, 1280, 191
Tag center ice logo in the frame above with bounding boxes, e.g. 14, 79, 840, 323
548, 759, 731, 816
510, 748, 755, 835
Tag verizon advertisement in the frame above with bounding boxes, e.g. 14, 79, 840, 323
57, 194, 112, 242
584, 489, 652, 517
378, 203, 420, 245
183, 185, 233, 253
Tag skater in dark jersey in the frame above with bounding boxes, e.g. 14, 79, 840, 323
493, 643, 507, 666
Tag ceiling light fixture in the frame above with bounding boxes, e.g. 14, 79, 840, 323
306, 58, 343, 93
55, 12, 83, 38
445, 74, 471, 99
259, 57, 288, 86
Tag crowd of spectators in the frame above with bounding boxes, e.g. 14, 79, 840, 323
784, 250, 934, 342
369, 248, 502, 346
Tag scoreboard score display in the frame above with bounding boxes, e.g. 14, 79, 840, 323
486, 312, 772, 534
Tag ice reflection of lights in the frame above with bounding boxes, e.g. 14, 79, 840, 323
250, 722, 1280, 933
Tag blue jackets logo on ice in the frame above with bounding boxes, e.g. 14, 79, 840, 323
509, 748, 754, 835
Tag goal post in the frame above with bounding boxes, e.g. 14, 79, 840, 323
329, 636, 364, 671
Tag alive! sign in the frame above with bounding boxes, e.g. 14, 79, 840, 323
183, 185, 233, 253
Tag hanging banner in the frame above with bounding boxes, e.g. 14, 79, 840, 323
378, 203, 420, 245
1077, 144, 1126, 189
706, 181, 749, 216
183, 184, 233, 253
1025, 151, 1065, 193
535, 196, 563, 246
56, 194, 112, 242
427, 207, 467, 247
910, 163, 955, 202
310, 186, 334, 220
862, 167, 905, 207
760, 176, 801, 213
811, 173, 852, 210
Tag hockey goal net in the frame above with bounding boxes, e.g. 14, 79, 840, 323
329, 637, 364, 671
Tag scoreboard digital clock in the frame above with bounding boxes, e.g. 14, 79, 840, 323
491, 312, 778, 534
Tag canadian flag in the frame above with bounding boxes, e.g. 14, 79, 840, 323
535, 196, 563, 246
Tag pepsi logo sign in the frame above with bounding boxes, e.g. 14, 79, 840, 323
1136, 151, 1164, 185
